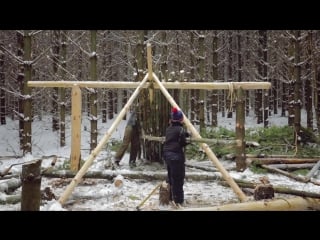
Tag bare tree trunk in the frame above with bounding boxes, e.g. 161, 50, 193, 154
198, 31, 205, 133
0, 50, 5, 125
51, 30, 60, 132
60, 30, 67, 147
211, 30, 218, 127
89, 30, 98, 151
101, 31, 107, 123
287, 34, 295, 126
235, 87, 246, 171
305, 31, 313, 130
17, 31, 24, 149
293, 30, 302, 149
22, 30, 32, 154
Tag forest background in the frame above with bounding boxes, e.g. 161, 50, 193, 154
0, 30, 319, 161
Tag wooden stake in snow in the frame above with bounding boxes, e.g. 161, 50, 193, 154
58, 74, 150, 205
21, 159, 42, 211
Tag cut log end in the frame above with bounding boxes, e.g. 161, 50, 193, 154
254, 184, 275, 200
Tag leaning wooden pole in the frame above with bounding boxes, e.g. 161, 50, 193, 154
152, 72, 248, 202
58, 74, 150, 205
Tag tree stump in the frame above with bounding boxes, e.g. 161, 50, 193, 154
159, 181, 171, 205
21, 159, 42, 211
254, 176, 274, 200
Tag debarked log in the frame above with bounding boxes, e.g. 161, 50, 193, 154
181, 197, 320, 211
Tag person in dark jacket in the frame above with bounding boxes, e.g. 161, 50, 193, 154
163, 107, 190, 206
113, 111, 140, 168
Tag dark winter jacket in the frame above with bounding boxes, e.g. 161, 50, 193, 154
163, 122, 189, 155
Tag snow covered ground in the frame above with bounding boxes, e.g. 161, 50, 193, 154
1, 110, 319, 211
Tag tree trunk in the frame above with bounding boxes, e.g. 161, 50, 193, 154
293, 30, 302, 149
51, 30, 60, 132
305, 31, 313, 130
235, 87, 246, 171
0, 49, 6, 125
89, 30, 98, 151
22, 30, 32, 154
17, 31, 24, 149
60, 30, 67, 147
211, 30, 218, 127
198, 31, 205, 133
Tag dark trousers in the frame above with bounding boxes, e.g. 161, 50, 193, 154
164, 152, 185, 204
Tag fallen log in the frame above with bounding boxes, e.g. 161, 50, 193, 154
0, 178, 21, 193
0, 194, 21, 205
261, 164, 320, 186
185, 163, 218, 172
305, 160, 320, 181
143, 135, 259, 147
261, 164, 308, 182
249, 158, 320, 165
181, 197, 320, 211
266, 163, 315, 170
219, 180, 320, 198
42, 169, 223, 181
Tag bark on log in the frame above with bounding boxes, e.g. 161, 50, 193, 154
42, 169, 222, 181
181, 197, 320, 211
261, 164, 308, 183
185, 163, 218, 172
250, 158, 320, 165
0, 178, 21, 193
259, 165, 320, 186
219, 180, 320, 198
306, 160, 320, 180
247, 154, 320, 158
266, 163, 315, 170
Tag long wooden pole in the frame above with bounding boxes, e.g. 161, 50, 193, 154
182, 197, 320, 211
58, 73, 149, 205
142, 134, 259, 146
70, 85, 82, 171
152, 72, 248, 202
28, 81, 271, 90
